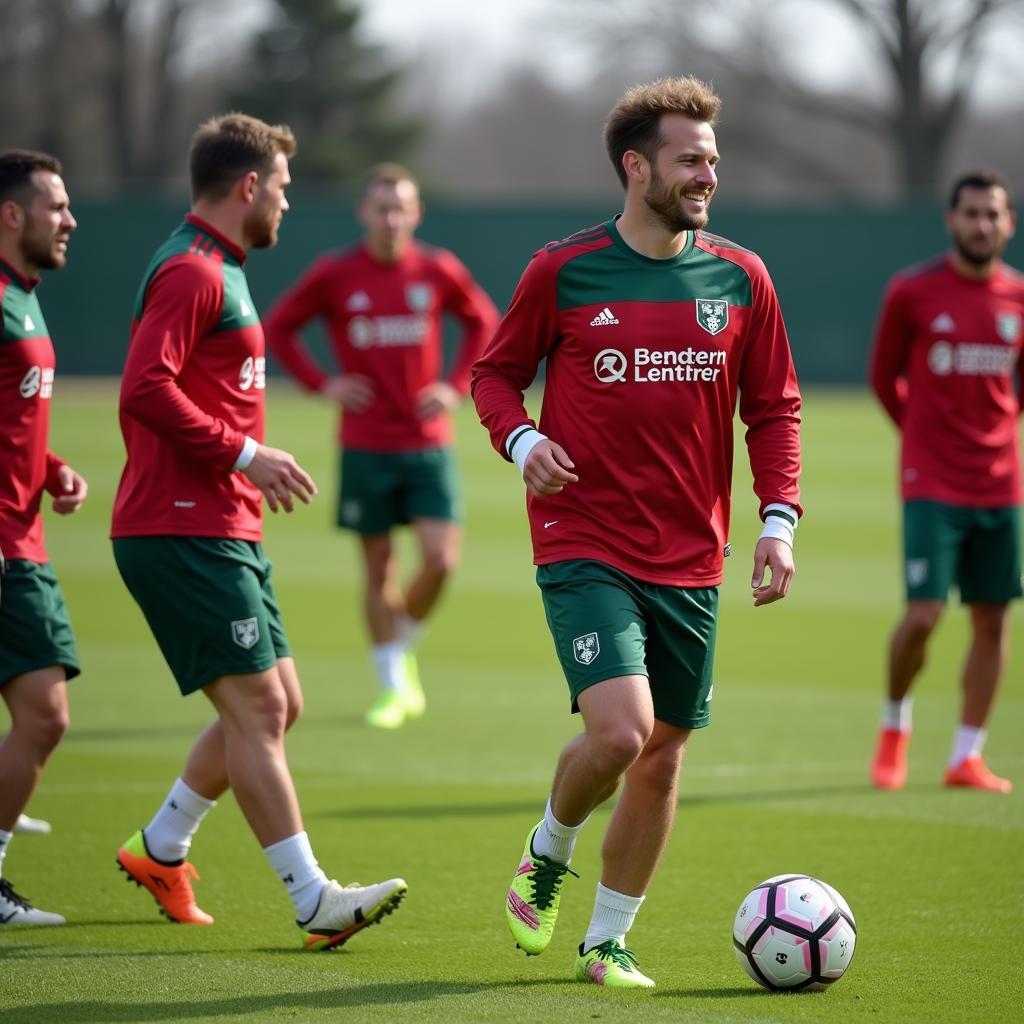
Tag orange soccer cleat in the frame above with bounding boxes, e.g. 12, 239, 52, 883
944, 754, 1013, 794
116, 829, 213, 924
870, 727, 910, 790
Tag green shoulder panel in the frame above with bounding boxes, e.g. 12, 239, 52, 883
218, 262, 260, 331
1, 282, 48, 345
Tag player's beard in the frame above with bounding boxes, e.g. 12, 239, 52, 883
644, 168, 710, 234
21, 222, 67, 270
244, 200, 280, 250
953, 233, 1004, 269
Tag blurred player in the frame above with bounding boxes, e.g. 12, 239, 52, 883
264, 164, 498, 729
869, 169, 1023, 793
472, 78, 802, 987
111, 115, 406, 948
0, 150, 86, 925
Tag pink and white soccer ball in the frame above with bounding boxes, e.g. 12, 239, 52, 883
733, 874, 857, 991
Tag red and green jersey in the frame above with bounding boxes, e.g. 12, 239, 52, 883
264, 240, 498, 452
112, 215, 266, 541
0, 258, 67, 563
869, 256, 1024, 507
472, 218, 802, 587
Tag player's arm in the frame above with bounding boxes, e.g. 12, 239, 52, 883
471, 250, 577, 494
868, 278, 912, 427
44, 451, 87, 515
736, 259, 802, 606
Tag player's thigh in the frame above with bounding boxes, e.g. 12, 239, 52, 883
1, 665, 69, 731
0, 560, 79, 689
337, 449, 403, 534
903, 500, 961, 601
112, 537, 286, 696
404, 447, 462, 525
536, 559, 649, 714
959, 506, 1023, 604
643, 583, 718, 730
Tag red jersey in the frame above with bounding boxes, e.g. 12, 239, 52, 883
112, 216, 266, 540
0, 258, 67, 563
869, 256, 1024, 507
472, 219, 802, 587
264, 240, 497, 452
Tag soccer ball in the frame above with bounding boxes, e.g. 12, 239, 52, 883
732, 874, 857, 991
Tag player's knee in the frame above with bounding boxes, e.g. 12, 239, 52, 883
283, 689, 304, 730
594, 723, 650, 771
20, 701, 70, 756
240, 682, 289, 739
422, 545, 459, 579
905, 602, 943, 636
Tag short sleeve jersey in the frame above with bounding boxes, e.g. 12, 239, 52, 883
111, 216, 266, 540
472, 218, 802, 587
0, 258, 66, 563
869, 256, 1024, 507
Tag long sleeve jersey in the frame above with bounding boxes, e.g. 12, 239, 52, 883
0, 259, 67, 563
112, 216, 266, 540
264, 240, 498, 452
472, 218, 802, 587
869, 255, 1024, 507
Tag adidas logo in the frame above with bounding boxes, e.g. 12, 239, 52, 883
240, 299, 252, 317
347, 290, 372, 312
931, 313, 955, 332
24, 313, 35, 331
591, 307, 619, 326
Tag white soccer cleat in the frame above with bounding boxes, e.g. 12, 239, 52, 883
299, 877, 407, 951
14, 813, 53, 835
0, 878, 65, 926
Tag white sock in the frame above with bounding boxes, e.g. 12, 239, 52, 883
0, 827, 11, 878
882, 698, 912, 732
395, 612, 425, 652
144, 778, 217, 863
371, 642, 406, 692
583, 883, 645, 953
263, 831, 329, 923
532, 798, 587, 865
949, 725, 985, 768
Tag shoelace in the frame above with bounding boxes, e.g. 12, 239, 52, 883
0, 878, 32, 911
591, 940, 641, 971
528, 855, 579, 910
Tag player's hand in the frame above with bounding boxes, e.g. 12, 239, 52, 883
751, 537, 794, 606
50, 465, 88, 515
321, 374, 374, 411
416, 381, 460, 420
523, 439, 578, 497
242, 444, 318, 514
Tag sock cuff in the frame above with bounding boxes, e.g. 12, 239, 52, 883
596, 882, 645, 913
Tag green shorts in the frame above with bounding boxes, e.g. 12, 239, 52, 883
0, 560, 80, 687
337, 447, 461, 535
536, 559, 718, 730
112, 537, 292, 696
903, 500, 1023, 604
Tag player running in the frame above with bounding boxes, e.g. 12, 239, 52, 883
473, 77, 802, 987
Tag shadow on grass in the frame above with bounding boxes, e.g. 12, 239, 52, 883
1, 978, 577, 1022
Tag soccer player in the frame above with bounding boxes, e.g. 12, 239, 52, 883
868, 169, 1023, 793
472, 78, 802, 987
264, 164, 498, 729
111, 115, 407, 948
0, 149, 86, 926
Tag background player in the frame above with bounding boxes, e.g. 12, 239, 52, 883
472, 77, 802, 987
869, 169, 1022, 793
111, 115, 407, 948
265, 164, 498, 729
0, 149, 86, 925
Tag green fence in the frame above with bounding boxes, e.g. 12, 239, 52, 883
40, 197, 1012, 383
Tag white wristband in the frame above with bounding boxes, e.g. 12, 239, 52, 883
232, 435, 259, 472
506, 426, 547, 476
760, 503, 798, 547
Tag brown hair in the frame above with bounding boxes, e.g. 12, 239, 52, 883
949, 169, 1014, 210
363, 162, 418, 195
0, 149, 63, 206
189, 113, 296, 201
604, 77, 721, 189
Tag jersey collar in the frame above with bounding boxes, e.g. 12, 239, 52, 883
0, 256, 41, 292
185, 214, 247, 265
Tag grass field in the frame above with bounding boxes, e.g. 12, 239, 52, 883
1, 381, 1022, 1023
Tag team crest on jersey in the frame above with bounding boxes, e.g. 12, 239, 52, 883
996, 312, 1021, 344
231, 617, 259, 650
573, 632, 600, 666
696, 299, 729, 336
406, 284, 433, 312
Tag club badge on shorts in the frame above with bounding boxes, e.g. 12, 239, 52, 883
573, 632, 600, 666
231, 617, 260, 649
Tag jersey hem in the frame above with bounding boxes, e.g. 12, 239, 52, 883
533, 551, 723, 588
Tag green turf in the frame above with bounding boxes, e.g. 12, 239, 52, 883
1, 382, 1021, 1023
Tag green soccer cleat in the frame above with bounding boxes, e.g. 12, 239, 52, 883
505, 822, 577, 956
575, 939, 656, 988
365, 690, 406, 729
402, 653, 425, 719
